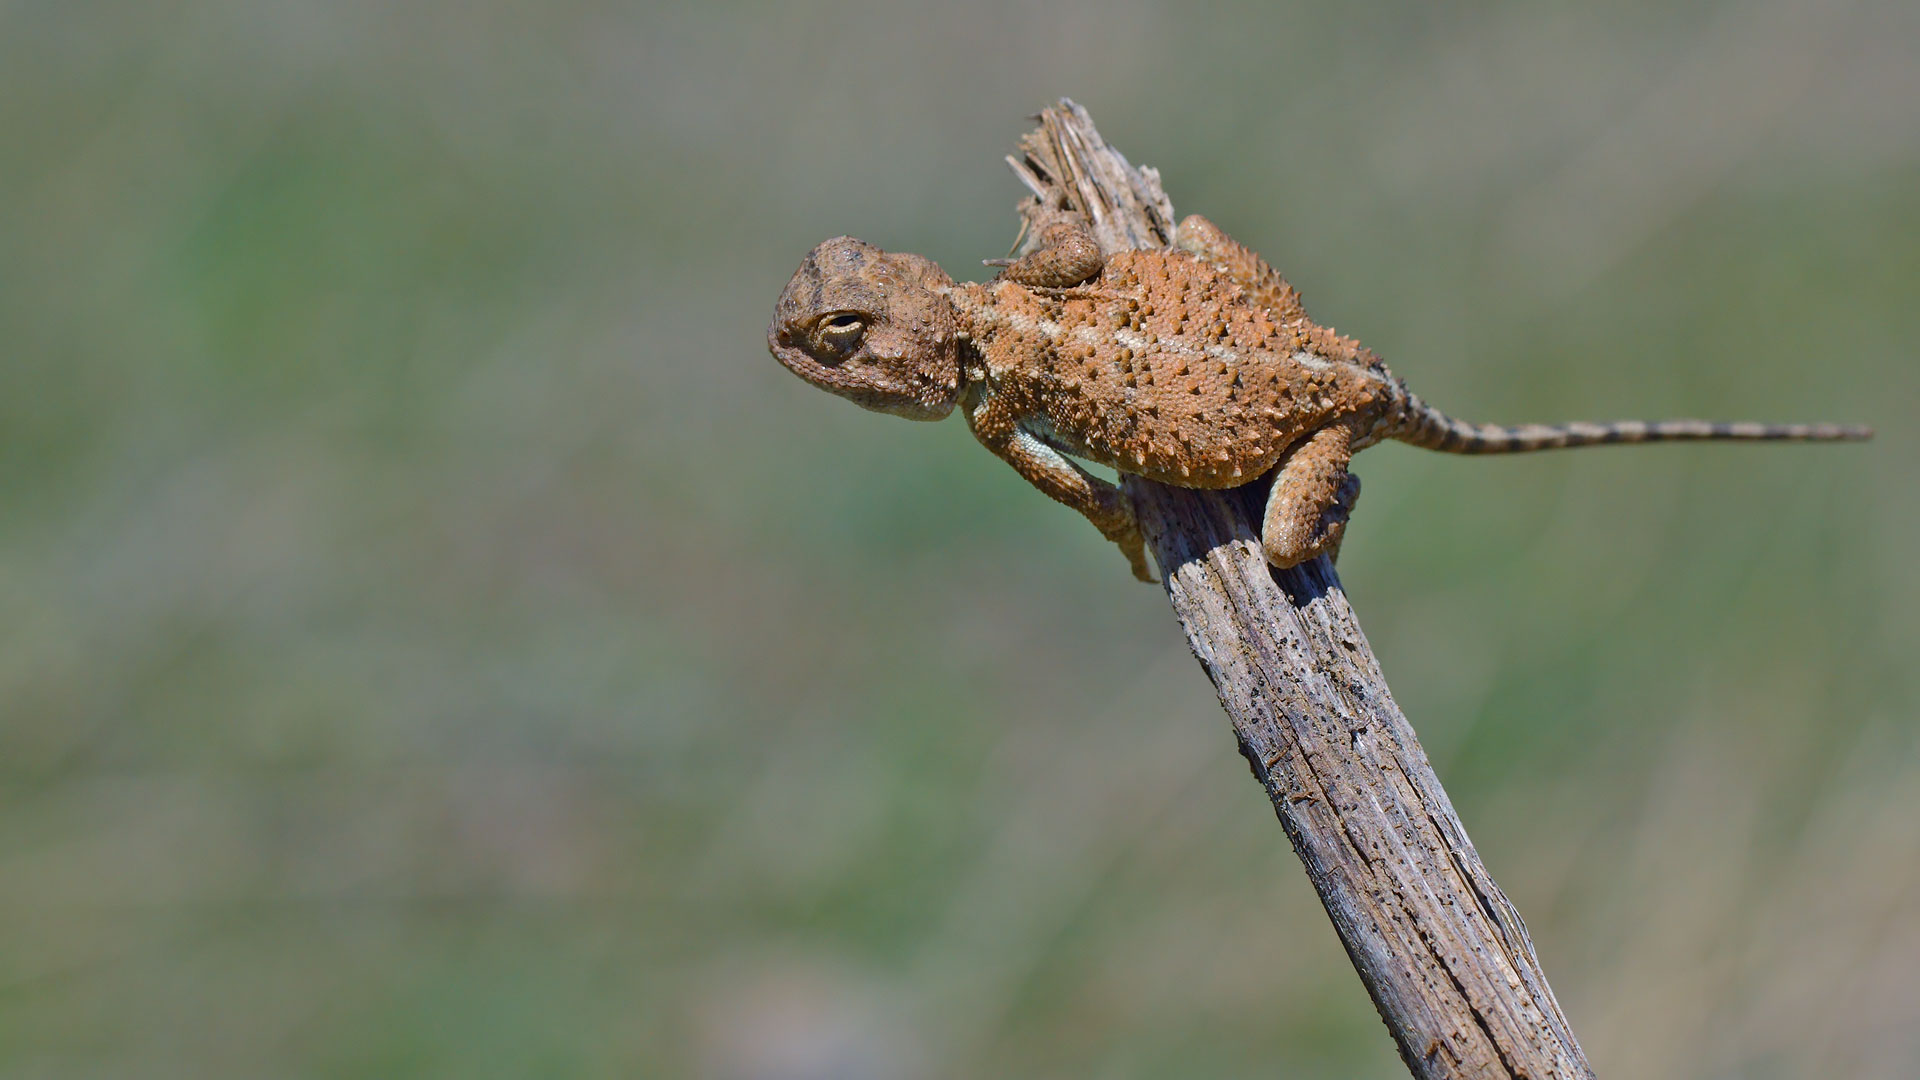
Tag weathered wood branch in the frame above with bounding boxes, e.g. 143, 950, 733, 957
1008, 100, 1594, 1080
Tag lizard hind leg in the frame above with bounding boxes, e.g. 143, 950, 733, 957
1260, 424, 1361, 569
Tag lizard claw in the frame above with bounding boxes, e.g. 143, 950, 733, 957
1115, 534, 1156, 583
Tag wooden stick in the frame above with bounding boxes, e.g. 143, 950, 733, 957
1009, 99, 1594, 1080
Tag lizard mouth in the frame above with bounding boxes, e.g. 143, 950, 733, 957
767, 326, 847, 384
766, 328, 956, 421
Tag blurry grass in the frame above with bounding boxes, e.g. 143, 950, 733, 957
1, 2, 1916, 1078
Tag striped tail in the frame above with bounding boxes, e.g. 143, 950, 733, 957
1391, 392, 1871, 454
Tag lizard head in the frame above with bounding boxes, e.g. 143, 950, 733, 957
768, 237, 963, 421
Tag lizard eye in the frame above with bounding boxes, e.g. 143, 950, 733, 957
812, 313, 867, 358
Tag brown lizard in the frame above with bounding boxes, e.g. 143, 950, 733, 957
768, 215, 1871, 582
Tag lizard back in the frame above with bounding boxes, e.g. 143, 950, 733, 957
958, 249, 1395, 488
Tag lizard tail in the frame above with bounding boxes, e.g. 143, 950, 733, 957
1390, 391, 1872, 454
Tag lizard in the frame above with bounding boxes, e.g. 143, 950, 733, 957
767, 214, 1871, 582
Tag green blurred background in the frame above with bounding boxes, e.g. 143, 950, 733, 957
3, 2, 1916, 1077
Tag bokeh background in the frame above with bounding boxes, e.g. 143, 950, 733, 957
3, 2, 1916, 1077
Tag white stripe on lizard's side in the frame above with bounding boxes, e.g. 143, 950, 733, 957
955, 299, 1373, 381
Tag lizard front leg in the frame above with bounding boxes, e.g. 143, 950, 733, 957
984, 221, 1106, 289
1261, 423, 1362, 569
966, 392, 1153, 582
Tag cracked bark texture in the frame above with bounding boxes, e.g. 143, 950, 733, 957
1009, 100, 1594, 1080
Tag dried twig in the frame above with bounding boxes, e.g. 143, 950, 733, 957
1009, 99, 1594, 1080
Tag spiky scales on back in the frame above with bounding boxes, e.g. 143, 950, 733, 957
955, 246, 1395, 487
